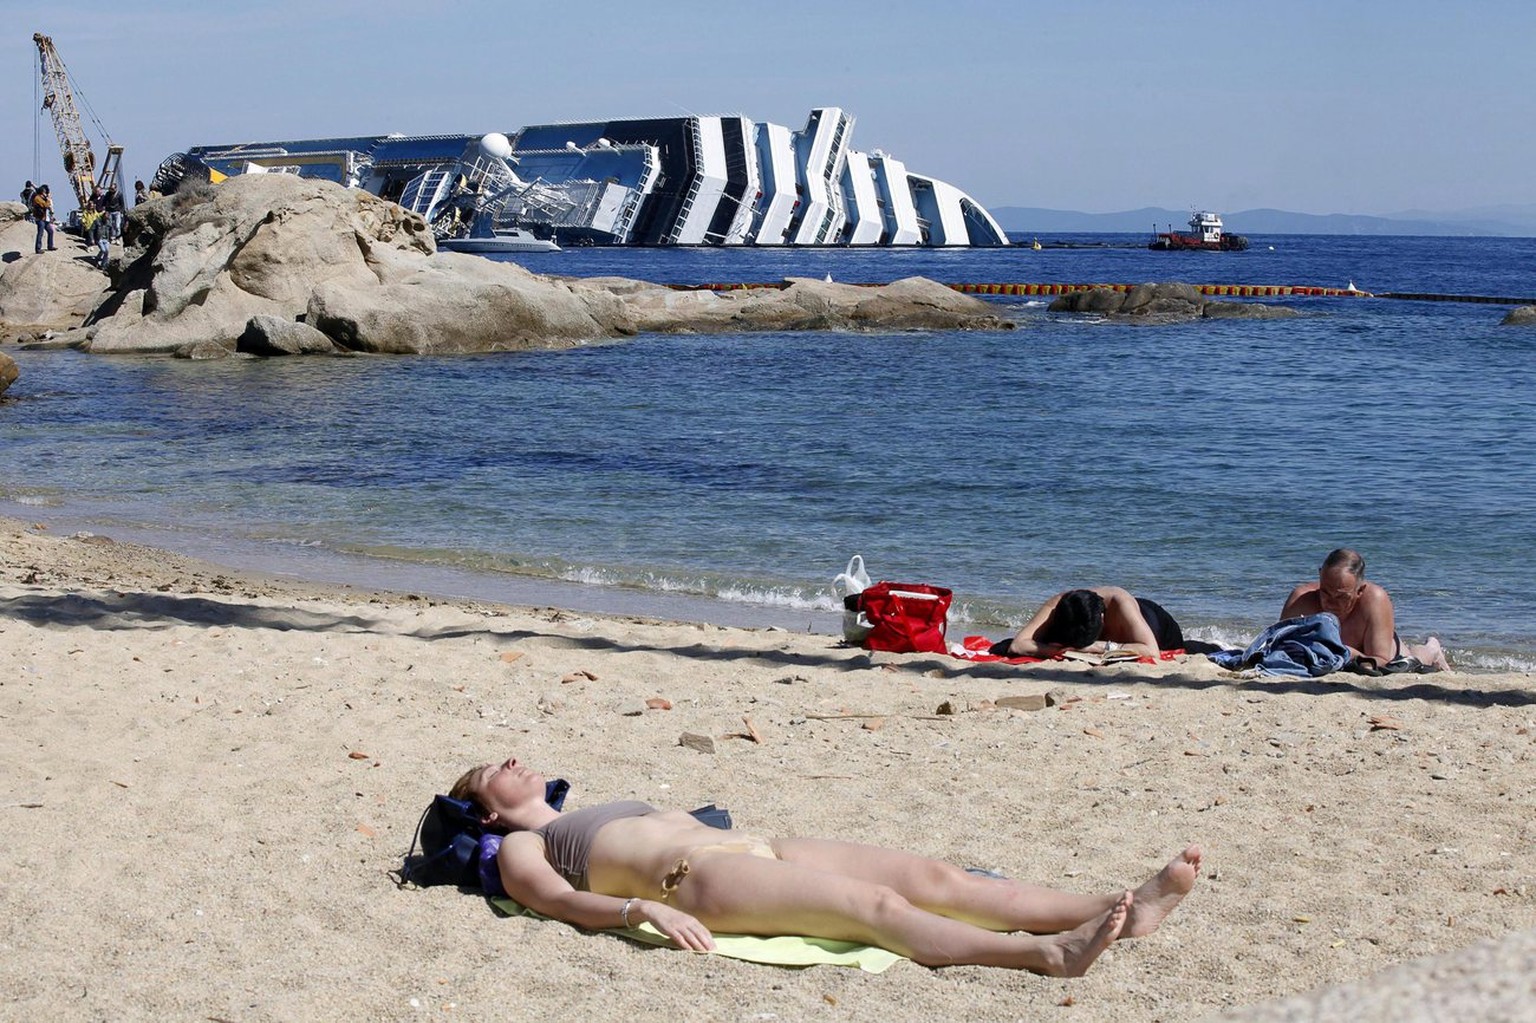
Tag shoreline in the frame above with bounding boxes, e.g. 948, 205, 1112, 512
0, 499, 846, 636
3, 513, 1535, 1020
6, 497, 1527, 675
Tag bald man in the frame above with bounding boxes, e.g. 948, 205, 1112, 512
1281, 548, 1448, 672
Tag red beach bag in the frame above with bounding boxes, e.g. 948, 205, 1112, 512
856, 582, 953, 654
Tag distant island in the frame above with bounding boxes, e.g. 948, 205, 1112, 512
989, 204, 1536, 237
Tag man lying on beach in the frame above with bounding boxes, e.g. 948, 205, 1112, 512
1280, 548, 1449, 672
452, 754, 1200, 976
990, 586, 1184, 661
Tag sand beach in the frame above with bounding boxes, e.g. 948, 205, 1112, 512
2, 514, 1534, 1021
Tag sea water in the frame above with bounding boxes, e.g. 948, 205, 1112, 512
3, 234, 1534, 670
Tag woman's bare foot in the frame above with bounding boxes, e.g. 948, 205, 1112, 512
1042, 890, 1130, 976
1124, 844, 1201, 938
1408, 636, 1451, 672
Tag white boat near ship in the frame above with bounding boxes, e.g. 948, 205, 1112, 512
437, 228, 560, 254
158, 106, 1009, 250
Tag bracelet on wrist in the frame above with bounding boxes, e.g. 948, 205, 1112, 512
620, 897, 637, 928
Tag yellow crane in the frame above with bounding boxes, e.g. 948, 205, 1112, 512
33, 31, 123, 210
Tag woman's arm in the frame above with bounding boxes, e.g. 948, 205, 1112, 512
496, 833, 716, 950
1004, 592, 1066, 657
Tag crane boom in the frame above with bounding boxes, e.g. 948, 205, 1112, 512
33, 32, 122, 209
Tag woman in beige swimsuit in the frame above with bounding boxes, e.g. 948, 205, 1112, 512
452, 755, 1200, 976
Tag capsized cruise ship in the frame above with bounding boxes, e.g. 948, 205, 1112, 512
158, 107, 1008, 248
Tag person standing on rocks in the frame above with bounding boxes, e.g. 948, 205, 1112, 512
30, 185, 56, 253
104, 184, 125, 241
21, 181, 36, 220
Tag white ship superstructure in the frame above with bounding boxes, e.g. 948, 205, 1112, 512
839, 150, 884, 245
870, 153, 923, 245
166, 106, 1008, 248
788, 107, 852, 245
752, 122, 798, 245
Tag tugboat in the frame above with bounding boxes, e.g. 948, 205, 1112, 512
1148, 210, 1248, 251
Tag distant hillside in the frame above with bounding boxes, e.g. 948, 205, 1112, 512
989, 205, 1536, 237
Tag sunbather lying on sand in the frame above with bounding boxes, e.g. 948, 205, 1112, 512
993, 586, 1184, 660
451, 755, 1200, 975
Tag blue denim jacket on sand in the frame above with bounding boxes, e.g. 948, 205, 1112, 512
1207, 612, 1351, 678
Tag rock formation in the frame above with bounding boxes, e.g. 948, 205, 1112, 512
0, 202, 113, 342
0, 350, 17, 396
569, 274, 1010, 335
1501, 305, 1536, 326
0, 175, 1008, 358
1048, 282, 1299, 321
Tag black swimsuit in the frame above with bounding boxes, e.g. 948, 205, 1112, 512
1135, 597, 1184, 650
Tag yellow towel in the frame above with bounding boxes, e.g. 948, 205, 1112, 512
490, 897, 904, 973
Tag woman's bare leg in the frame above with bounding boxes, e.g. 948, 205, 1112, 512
775, 838, 1200, 938
670, 851, 1130, 974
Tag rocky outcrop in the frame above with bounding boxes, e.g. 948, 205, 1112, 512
568, 274, 1011, 334
87, 176, 438, 355
0, 214, 113, 342
1501, 305, 1536, 326
1203, 300, 1299, 320
304, 253, 613, 355
1049, 282, 1298, 321
0, 350, 17, 396
1, 174, 1010, 357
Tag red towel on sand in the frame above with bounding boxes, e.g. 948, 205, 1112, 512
953, 636, 1179, 665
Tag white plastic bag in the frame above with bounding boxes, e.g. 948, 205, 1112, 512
832, 555, 874, 644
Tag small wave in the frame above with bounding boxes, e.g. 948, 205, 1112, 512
1444, 649, 1536, 674
1185, 625, 1251, 652
716, 584, 831, 612
0, 488, 64, 508
559, 564, 622, 587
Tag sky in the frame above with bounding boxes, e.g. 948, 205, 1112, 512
10, 0, 1535, 216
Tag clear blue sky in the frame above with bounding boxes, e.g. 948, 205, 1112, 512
11, 0, 1535, 215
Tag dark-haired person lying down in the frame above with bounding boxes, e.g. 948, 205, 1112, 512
992, 586, 1184, 661
452, 755, 1200, 976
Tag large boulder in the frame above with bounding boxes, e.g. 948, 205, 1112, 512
0, 216, 112, 341
0, 351, 17, 395
1501, 305, 1536, 326
87, 175, 437, 354
306, 252, 616, 354
236, 314, 338, 356
1203, 300, 1299, 320
1119, 281, 1204, 316
1049, 282, 1297, 321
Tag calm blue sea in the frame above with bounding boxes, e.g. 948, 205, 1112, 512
3, 233, 1535, 670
